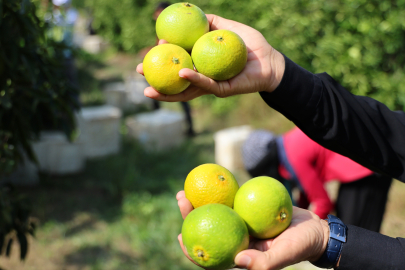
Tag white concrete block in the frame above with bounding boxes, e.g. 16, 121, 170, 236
125, 76, 153, 108
103, 82, 129, 110
73, 32, 87, 48
214, 125, 253, 173
125, 109, 185, 151
32, 131, 85, 175
81, 35, 108, 54
78, 105, 122, 158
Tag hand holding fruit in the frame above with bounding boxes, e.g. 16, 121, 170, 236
177, 191, 330, 270
137, 13, 286, 102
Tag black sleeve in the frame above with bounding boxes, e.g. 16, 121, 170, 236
337, 225, 405, 270
259, 55, 405, 268
260, 55, 405, 183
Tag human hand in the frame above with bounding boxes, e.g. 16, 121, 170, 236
137, 14, 285, 102
176, 190, 329, 270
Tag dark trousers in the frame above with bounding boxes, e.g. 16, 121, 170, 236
336, 173, 392, 232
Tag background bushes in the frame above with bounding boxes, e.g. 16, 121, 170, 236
1, 0, 79, 260
74, 0, 405, 111
0, 0, 79, 175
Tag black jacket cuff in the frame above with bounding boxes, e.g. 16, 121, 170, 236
338, 225, 405, 270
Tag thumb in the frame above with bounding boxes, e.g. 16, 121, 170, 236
235, 249, 287, 270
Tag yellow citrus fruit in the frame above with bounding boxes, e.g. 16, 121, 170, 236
234, 176, 292, 239
191, 29, 248, 81
184, 163, 239, 209
156, 2, 209, 51
143, 43, 193, 95
182, 203, 249, 270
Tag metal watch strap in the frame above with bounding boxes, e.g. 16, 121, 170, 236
312, 214, 347, 269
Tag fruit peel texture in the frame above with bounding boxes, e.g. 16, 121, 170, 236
182, 204, 249, 270
156, 2, 209, 51
192, 29, 248, 81
184, 163, 239, 208
234, 176, 293, 239
143, 43, 193, 95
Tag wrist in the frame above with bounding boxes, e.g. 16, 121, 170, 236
265, 49, 285, 93
319, 219, 331, 260
308, 219, 329, 262
311, 215, 347, 269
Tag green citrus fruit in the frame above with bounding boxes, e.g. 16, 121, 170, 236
156, 2, 209, 51
191, 29, 248, 81
184, 163, 239, 209
182, 203, 249, 270
233, 176, 293, 239
143, 43, 193, 95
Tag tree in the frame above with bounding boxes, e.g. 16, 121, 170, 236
81, 0, 405, 111
0, 0, 79, 259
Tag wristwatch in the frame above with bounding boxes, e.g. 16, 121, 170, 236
312, 214, 347, 269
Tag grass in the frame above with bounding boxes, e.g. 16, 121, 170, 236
0, 136, 212, 270
0, 133, 319, 270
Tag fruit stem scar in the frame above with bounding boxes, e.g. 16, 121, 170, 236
193, 246, 209, 261
217, 36, 224, 42
184, 3, 191, 7
172, 57, 180, 64
218, 175, 225, 181
280, 211, 287, 221
197, 250, 204, 257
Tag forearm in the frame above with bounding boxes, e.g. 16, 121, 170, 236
337, 225, 405, 270
260, 55, 405, 182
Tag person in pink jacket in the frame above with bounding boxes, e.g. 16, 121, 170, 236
242, 126, 392, 232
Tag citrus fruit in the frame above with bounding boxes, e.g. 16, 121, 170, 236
143, 43, 193, 95
184, 163, 239, 209
182, 203, 249, 270
156, 2, 209, 51
191, 29, 248, 81
233, 176, 293, 239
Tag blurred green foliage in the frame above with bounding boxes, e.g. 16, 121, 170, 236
74, 0, 405, 111
73, 0, 158, 52
1, 0, 79, 260
0, 0, 79, 176
0, 184, 35, 260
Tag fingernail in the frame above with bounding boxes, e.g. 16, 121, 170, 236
235, 254, 251, 268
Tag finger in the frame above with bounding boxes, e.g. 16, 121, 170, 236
235, 247, 297, 270
178, 197, 193, 219
235, 250, 269, 270
206, 14, 246, 33
178, 235, 194, 262
158, 39, 168, 45
136, 63, 144, 76
176, 190, 185, 200
144, 84, 208, 102
143, 68, 218, 101
178, 234, 205, 268
206, 14, 233, 31
248, 238, 273, 251
179, 68, 228, 97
